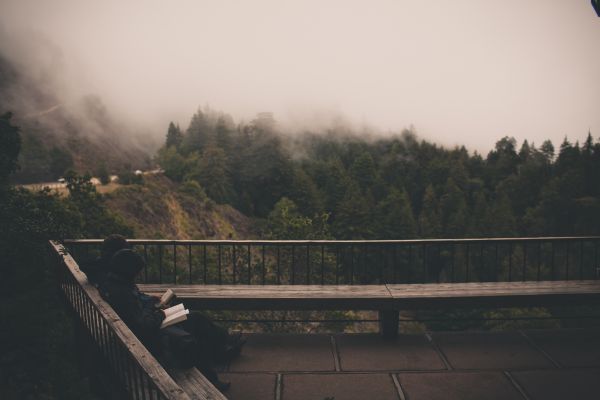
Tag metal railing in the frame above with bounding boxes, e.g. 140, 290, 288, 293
65, 237, 600, 285
49, 241, 192, 400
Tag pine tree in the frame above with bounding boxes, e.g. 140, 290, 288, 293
375, 187, 417, 239
165, 121, 183, 148
333, 182, 375, 239
419, 184, 441, 238
186, 145, 233, 204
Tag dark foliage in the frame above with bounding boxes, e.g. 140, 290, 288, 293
0, 114, 131, 399
158, 109, 600, 239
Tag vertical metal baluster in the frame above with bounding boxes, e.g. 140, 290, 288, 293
277, 245, 281, 284
158, 245, 163, 284
438, 244, 442, 283
465, 244, 470, 283
232, 244, 237, 284
565, 241, 570, 280
173, 244, 177, 284
580, 240, 584, 280
551, 241, 555, 280
262, 245, 266, 285
320, 244, 325, 285
480, 243, 484, 282
392, 245, 397, 283
423, 244, 427, 283
203, 244, 207, 284
522, 242, 527, 281
494, 243, 499, 282
306, 245, 310, 284
291, 245, 295, 284
537, 241, 542, 281
248, 244, 251, 284
335, 246, 339, 284
508, 242, 513, 282
350, 245, 354, 284
408, 244, 413, 283
218, 244, 222, 284
143, 244, 148, 283
595, 240, 599, 280
380, 244, 385, 284
188, 244, 192, 284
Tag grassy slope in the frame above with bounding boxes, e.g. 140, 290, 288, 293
104, 175, 257, 239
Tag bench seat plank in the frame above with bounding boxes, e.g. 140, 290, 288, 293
138, 280, 600, 310
138, 284, 392, 310
170, 367, 226, 400
386, 280, 600, 308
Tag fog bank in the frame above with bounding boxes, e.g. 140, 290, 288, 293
1, 0, 599, 152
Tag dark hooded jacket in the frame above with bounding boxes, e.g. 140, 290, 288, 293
101, 249, 165, 351
80, 234, 130, 290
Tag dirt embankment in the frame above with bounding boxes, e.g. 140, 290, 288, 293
104, 175, 257, 239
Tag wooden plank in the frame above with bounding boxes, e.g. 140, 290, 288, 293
170, 368, 227, 400
138, 284, 393, 310
138, 281, 600, 311
386, 280, 600, 309
385, 281, 600, 297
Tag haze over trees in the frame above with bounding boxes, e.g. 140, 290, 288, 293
157, 107, 600, 240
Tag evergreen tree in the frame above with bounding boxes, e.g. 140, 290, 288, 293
0, 112, 20, 185
349, 151, 378, 193
439, 177, 468, 237
165, 121, 183, 148
333, 182, 375, 239
181, 109, 212, 154
375, 187, 417, 239
186, 145, 233, 204
156, 146, 187, 182
419, 184, 441, 237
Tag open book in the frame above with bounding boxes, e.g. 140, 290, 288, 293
156, 288, 175, 308
160, 303, 189, 329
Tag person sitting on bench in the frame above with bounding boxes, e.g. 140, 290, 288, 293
101, 248, 244, 392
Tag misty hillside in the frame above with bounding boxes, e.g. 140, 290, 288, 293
104, 174, 256, 239
154, 107, 600, 240
0, 52, 155, 183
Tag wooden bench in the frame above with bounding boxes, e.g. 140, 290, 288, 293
139, 280, 600, 339
169, 367, 225, 400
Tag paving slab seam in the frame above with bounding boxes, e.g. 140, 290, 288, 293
503, 371, 532, 400
425, 332, 453, 370
330, 335, 342, 371
391, 374, 407, 400
239, 370, 449, 375
518, 330, 562, 368
275, 373, 282, 400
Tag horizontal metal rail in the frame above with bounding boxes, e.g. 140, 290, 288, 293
65, 237, 600, 286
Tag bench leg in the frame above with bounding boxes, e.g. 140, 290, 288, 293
378, 310, 399, 341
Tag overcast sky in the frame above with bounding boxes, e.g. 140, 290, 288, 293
1, 0, 599, 152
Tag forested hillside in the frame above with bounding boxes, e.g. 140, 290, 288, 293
156, 108, 600, 240
0, 52, 154, 183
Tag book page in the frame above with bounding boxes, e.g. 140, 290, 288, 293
163, 303, 184, 318
160, 309, 189, 329
160, 288, 174, 305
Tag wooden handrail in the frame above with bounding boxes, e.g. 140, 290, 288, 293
49, 241, 200, 400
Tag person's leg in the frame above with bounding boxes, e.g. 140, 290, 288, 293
182, 313, 229, 362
